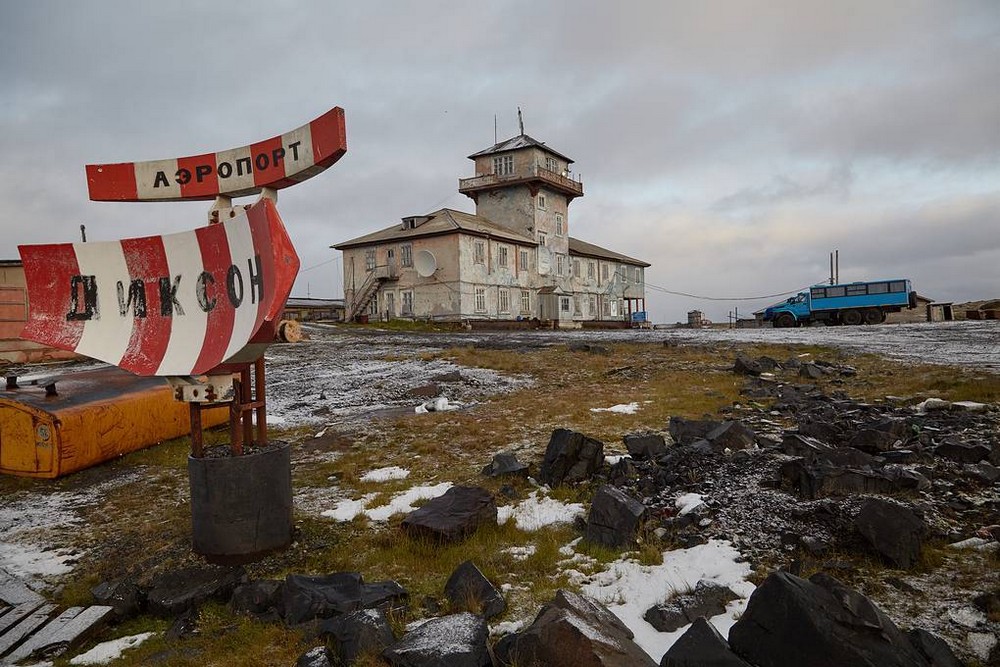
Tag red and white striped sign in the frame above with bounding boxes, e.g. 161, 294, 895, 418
18, 199, 299, 376
86, 107, 347, 202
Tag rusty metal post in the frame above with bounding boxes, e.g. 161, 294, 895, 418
254, 356, 267, 446
230, 376, 243, 456
190, 403, 204, 458
240, 365, 253, 450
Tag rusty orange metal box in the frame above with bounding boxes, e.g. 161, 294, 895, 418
1, 367, 227, 479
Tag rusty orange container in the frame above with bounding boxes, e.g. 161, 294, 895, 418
1, 366, 227, 479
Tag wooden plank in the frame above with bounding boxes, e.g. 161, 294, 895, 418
0, 602, 43, 636
0, 603, 55, 658
29, 605, 114, 660
2, 606, 82, 664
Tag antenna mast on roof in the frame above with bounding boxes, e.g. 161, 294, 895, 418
494, 114, 497, 145
517, 107, 524, 135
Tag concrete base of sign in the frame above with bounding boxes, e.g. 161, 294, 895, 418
188, 442, 292, 564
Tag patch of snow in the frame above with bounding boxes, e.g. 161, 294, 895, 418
415, 397, 461, 413
360, 466, 410, 482
0, 542, 76, 578
590, 402, 640, 414
321, 483, 453, 522
69, 632, 155, 665
948, 607, 987, 629
497, 491, 586, 531
948, 537, 999, 552
491, 618, 529, 636
914, 398, 951, 413
605, 454, 629, 466
580, 540, 754, 663
967, 632, 998, 661
675, 493, 706, 516
504, 545, 537, 561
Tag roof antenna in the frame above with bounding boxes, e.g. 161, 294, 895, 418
494, 114, 498, 145
517, 107, 524, 135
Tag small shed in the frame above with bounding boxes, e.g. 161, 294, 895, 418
282, 297, 345, 322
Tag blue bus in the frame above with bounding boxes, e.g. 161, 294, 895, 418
763, 279, 916, 327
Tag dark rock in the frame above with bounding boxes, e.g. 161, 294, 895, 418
407, 383, 440, 398
585, 485, 646, 548
625, 433, 668, 460
492, 631, 520, 666
779, 459, 928, 499
669, 418, 721, 446
360, 580, 408, 613
854, 498, 926, 569
401, 486, 497, 542
973, 589, 1000, 615
296, 646, 333, 667
230, 579, 284, 620
608, 457, 640, 485
757, 356, 780, 372
935, 438, 991, 464
433, 371, 463, 383
728, 571, 929, 667
782, 356, 803, 370
146, 565, 244, 617
799, 362, 829, 380
283, 572, 364, 625
705, 421, 756, 451
906, 628, 965, 667
569, 342, 611, 355
643, 580, 739, 632
444, 561, 506, 619
319, 608, 395, 666
510, 589, 657, 667
847, 418, 910, 453
481, 451, 529, 478
733, 354, 763, 376
659, 616, 753, 666
91, 577, 143, 621
966, 462, 1000, 484
382, 612, 489, 667
538, 429, 605, 486
165, 607, 199, 641
781, 434, 876, 467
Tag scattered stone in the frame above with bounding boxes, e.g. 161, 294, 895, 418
230, 579, 283, 620
935, 438, 991, 464
361, 580, 409, 615
966, 462, 1000, 484
506, 589, 657, 667
91, 578, 143, 621
733, 354, 763, 376
854, 497, 926, 569
433, 371, 463, 383
643, 580, 739, 632
296, 646, 333, 667
799, 363, 828, 380
146, 565, 245, 618
704, 421, 756, 451
915, 398, 951, 413
538, 429, 605, 486
781, 433, 874, 467
659, 616, 753, 666
165, 607, 199, 641
444, 561, 506, 619
585, 485, 646, 548
669, 417, 721, 446
728, 571, 928, 667
569, 341, 611, 355
481, 451, 529, 478
401, 486, 497, 542
382, 612, 489, 667
624, 432, 668, 460
319, 608, 395, 666
283, 572, 364, 625
907, 628, 965, 667
407, 383, 440, 398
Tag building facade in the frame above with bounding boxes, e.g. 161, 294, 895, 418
334, 134, 649, 326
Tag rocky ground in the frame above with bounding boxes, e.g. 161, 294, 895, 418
0, 320, 998, 666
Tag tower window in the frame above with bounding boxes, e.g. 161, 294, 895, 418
493, 155, 514, 176
537, 194, 546, 210
556, 213, 564, 236
545, 156, 558, 172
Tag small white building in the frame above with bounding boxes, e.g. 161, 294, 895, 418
334, 132, 649, 326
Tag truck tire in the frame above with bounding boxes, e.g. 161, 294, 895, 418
864, 309, 882, 325
774, 313, 796, 328
842, 309, 863, 326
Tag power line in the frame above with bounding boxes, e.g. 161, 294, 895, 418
300, 256, 339, 273
643, 281, 824, 302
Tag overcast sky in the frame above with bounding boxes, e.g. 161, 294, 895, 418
1, 1, 997, 322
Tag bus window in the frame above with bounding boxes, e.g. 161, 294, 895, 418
869, 283, 888, 294
846, 284, 867, 296
827, 286, 846, 297
810, 288, 825, 299
890, 281, 906, 293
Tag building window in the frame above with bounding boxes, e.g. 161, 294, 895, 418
475, 287, 486, 312
555, 213, 564, 236
401, 290, 413, 315
560, 296, 571, 313
401, 244, 413, 267
588, 262, 595, 279
602, 264, 609, 280
493, 155, 513, 176
365, 248, 376, 271
499, 288, 510, 314
498, 245, 509, 268
537, 193, 546, 210
573, 295, 581, 315
474, 241, 485, 264
588, 294, 597, 315
521, 290, 531, 313
545, 156, 558, 172
634, 266, 642, 283
368, 294, 378, 316
537, 232, 547, 246
602, 299, 610, 316
573, 259, 580, 277
556, 255, 564, 276
620, 265, 629, 282
519, 249, 529, 272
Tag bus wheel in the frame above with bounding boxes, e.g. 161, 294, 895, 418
864, 309, 883, 325
774, 313, 796, 328
842, 309, 863, 326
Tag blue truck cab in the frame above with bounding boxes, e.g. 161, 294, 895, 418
763, 279, 916, 327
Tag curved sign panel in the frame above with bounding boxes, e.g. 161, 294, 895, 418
18, 199, 299, 376
86, 107, 347, 202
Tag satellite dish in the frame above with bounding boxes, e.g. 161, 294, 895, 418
414, 250, 438, 277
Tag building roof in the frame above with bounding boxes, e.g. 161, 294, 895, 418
333, 208, 536, 249
285, 297, 344, 308
568, 237, 650, 267
468, 134, 574, 164
0, 259, 23, 268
